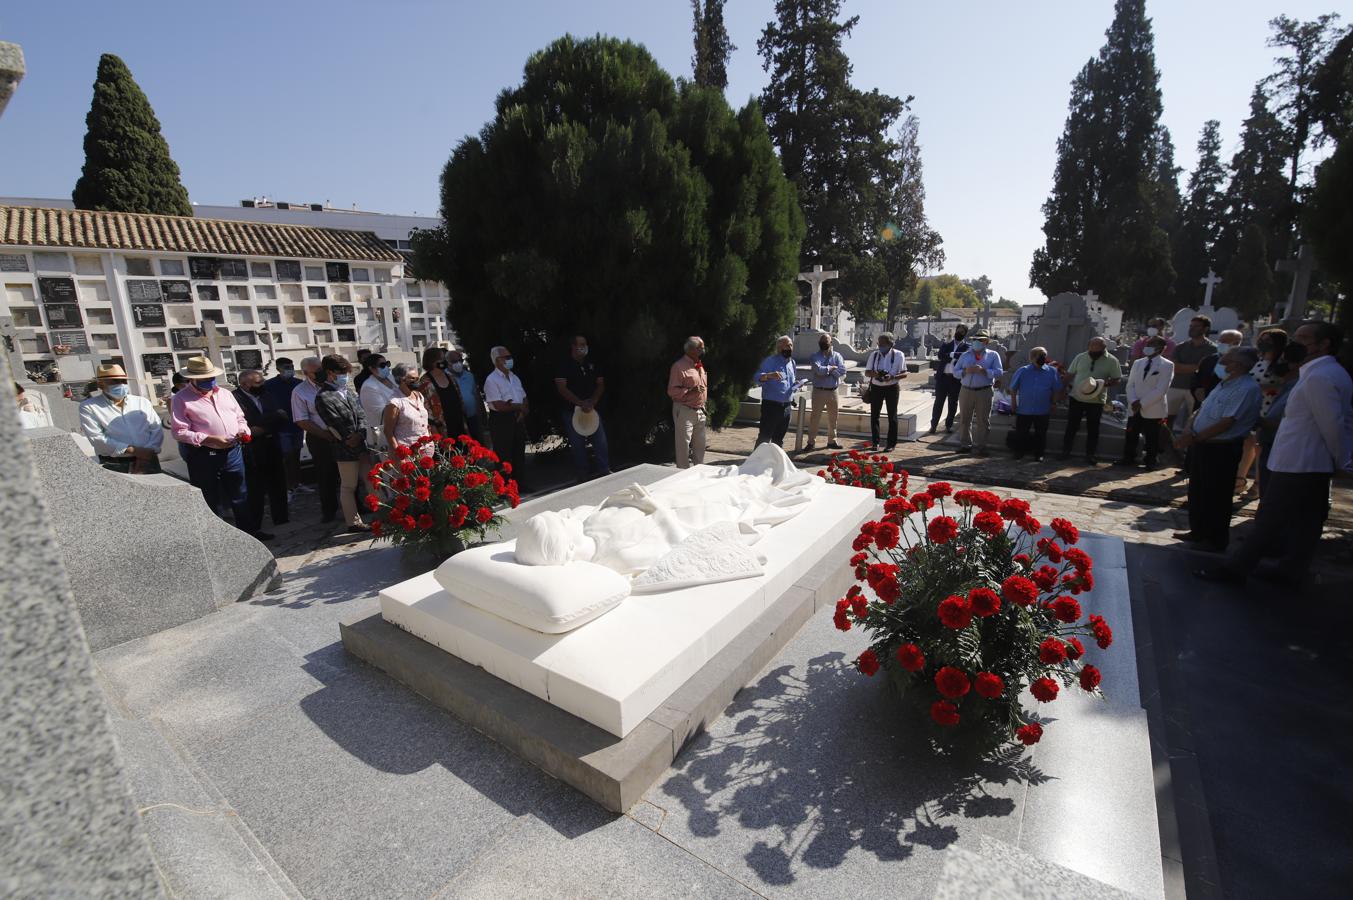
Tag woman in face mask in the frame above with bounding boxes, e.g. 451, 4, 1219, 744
419, 346, 469, 439
314, 354, 370, 533
1235, 328, 1288, 499
1243, 332, 1300, 501
358, 353, 399, 449
382, 364, 430, 451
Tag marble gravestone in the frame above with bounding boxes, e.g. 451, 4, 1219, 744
1021, 292, 1095, 366
1171, 270, 1238, 340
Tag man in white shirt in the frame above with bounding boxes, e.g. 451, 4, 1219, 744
78, 363, 164, 474
485, 345, 529, 486
954, 328, 1003, 455
863, 332, 907, 451
290, 356, 340, 522
1197, 321, 1352, 584
1116, 335, 1175, 469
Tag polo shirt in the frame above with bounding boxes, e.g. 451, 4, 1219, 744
1065, 352, 1122, 404
556, 356, 602, 410
1009, 363, 1060, 416
1171, 338, 1216, 388
1191, 375, 1262, 443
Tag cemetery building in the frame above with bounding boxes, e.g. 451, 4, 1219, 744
0, 203, 424, 397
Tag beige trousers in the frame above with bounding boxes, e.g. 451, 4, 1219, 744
807, 388, 839, 444
673, 403, 707, 468
336, 460, 364, 526
958, 387, 993, 449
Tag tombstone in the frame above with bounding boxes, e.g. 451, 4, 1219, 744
1276, 244, 1315, 328
1020, 292, 1095, 365
1171, 270, 1239, 340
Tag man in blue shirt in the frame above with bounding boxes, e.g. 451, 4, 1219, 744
1008, 346, 1062, 461
954, 328, 1004, 455
448, 349, 483, 441
805, 333, 846, 451
930, 324, 969, 435
755, 335, 798, 448
1172, 346, 1263, 552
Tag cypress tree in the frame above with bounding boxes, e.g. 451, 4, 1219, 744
1171, 120, 1228, 301
72, 54, 192, 217
1215, 86, 1290, 308
1030, 0, 1176, 317
691, 0, 735, 90
1217, 223, 1275, 321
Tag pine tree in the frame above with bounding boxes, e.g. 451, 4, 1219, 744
1030, 0, 1176, 317
72, 54, 192, 216
691, 0, 735, 90
758, 0, 936, 319
1171, 120, 1228, 301
1217, 223, 1275, 321
1215, 86, 1290, 304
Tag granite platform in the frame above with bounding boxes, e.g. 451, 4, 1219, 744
342, 464, 875, 811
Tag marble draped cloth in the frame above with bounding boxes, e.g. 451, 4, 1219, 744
516, 442, 821, 591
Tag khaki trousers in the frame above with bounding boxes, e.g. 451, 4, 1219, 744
673, 403, 706, 468
808, 387, 839, 444
958, 386, 993, 449
336, 460, 364, 527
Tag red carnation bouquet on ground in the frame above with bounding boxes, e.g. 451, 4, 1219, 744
818, 449, 908, 499
366, 433, 520, 560
821, 458, 1110, 753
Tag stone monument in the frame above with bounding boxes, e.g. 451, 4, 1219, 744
1171, 270, 1239, 339
1020, 292, 1095, 365
1276, 244, 1315, 328
797, 264, 839, 332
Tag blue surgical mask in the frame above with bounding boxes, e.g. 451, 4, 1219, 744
194, 378, 216, 393
450, 362, 465, 374
504, 359, 514, 371
1143, 346, 1157, 357
378, 366, 391, 380
1214, 362, 1228, 379
335, 374, 350, 390
104, 384, 129, 400
278, 368, 294, 379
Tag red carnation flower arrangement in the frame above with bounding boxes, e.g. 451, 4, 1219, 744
366, 433, 519, 560
821, 461, 1111, 754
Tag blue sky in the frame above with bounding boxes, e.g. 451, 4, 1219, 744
0, 1, 1340, 306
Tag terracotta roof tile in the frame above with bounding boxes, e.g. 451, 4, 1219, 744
0, 205, 404, 263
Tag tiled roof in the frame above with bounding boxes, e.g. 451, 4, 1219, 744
0, 205, 404, 263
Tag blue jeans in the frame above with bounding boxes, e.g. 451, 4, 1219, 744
561, 411, 610, 480
183, 444, 254, 533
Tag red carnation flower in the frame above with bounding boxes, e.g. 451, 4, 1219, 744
1013, 553, 1032, 569
391, 477, 411, 492
414, 486, 431, 501
832, 602, 853, 632
237, 431, 252, 444
414, 474, 431, 488
1032, 565, 1059, 592
416, 513, 434, 530
441, 484, 460, 501
851, 533, 873, 553
450, 455, 467, 469
968, 587, 1001, 617
937, 594, 972, 629
875, 579, 901, 605
1019, 515, 1042, 535
857, 649, 880, 677
393, 445, 413, 459
400, 516, 417, 533
475, 506, 493, 524
370, 520, 383, 537
1016, 722, 1044, 745
1050, 596, 1081, 623
364, 494, 381, 512
1001, 575, 1038, 608
928, 516, 960, 545
1079, 664, 1102, 692
896, 643, 925, 672
935, 666, 971, 699
1066, 637, 1085, 660
1089, 614, 1113, 649
1064, 547, 1093, 574
850, 595, 868, 619
1037, 538, 1063, 563
930, 701, 961, 727
874, 521, 901, 550
974, 672, 1004, 699
417, 455, 435, 470
392, 494, 412, 511
973, 511, 1005, 536
1031, 677, 1060, 702
883, 497, 915, 516
1038, 638, 1068, 665
1051, 517, 1080, 545
927, 481, 952, 498
999, 498, 1030, 521
911, 493, 934, 511
399, 460, 417, 475
973, 491, 1001, 513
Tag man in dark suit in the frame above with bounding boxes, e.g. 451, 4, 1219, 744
261, 356, 305, 495
930, 324, 969, 435
234, 369, 288, 536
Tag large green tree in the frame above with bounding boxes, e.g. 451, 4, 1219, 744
1029, 0, 1176, 317
1171, 120, 1228, 299
412, 36, 803, 454
72, 54, 191, 216
1305, 27, 1353, 323
691, 0, 735, 90
758, 0, 939, 320
1217, 223, 1275, 321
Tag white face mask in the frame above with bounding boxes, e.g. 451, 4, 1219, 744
1143, 346, 1157, 357
1146, 327, 1159, 337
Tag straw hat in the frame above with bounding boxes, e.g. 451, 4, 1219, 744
95, 363, 127, 380
178, 356, 225, 380
572, 406, 601, 437
969, 328, 991, 341
1073, 377, 1104, 400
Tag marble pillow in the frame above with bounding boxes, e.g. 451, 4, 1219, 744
435, 541, 630, 634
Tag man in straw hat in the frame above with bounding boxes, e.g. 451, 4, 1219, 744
954, 328, 1002, 455
1058, 336, 1122, 465
554, 334, 610, 483
78, 363, 164, 474
170, 356, 270, 541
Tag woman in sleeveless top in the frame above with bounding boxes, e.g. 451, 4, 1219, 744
418, 347, 468, 437
383, 364, 430, 449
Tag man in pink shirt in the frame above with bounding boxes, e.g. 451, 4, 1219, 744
171, 356, 271, 541
668, 336, 708, 468
1130, 317, 1177, 361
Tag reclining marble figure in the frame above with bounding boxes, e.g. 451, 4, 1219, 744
434, 443, 822, 633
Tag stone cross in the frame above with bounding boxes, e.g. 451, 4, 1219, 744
797, 264, 840, 332
1275, 245, 1314, 324
1083, 289, 1099, 305
1, 316, 33, 383
431, 315, 446, 346
1199, 270, 1222, 310
199, 319, 227, 369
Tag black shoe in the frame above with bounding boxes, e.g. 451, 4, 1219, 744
883, 444, 897, 452
1112, 458, 1136, 467
1194, 566, 1246, 584
827, 441, 843, 450
1084, 455, 1098, 466
251, 531, 275, 542
929, 424, 938, 435
975, 448, 989, 457
945, 424, 954, 433
958, 445, 973, 454
1172, 531, 1202, 542
1143, 459, 1157, 471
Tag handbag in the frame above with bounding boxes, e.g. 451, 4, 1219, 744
859, 350, 875, 402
